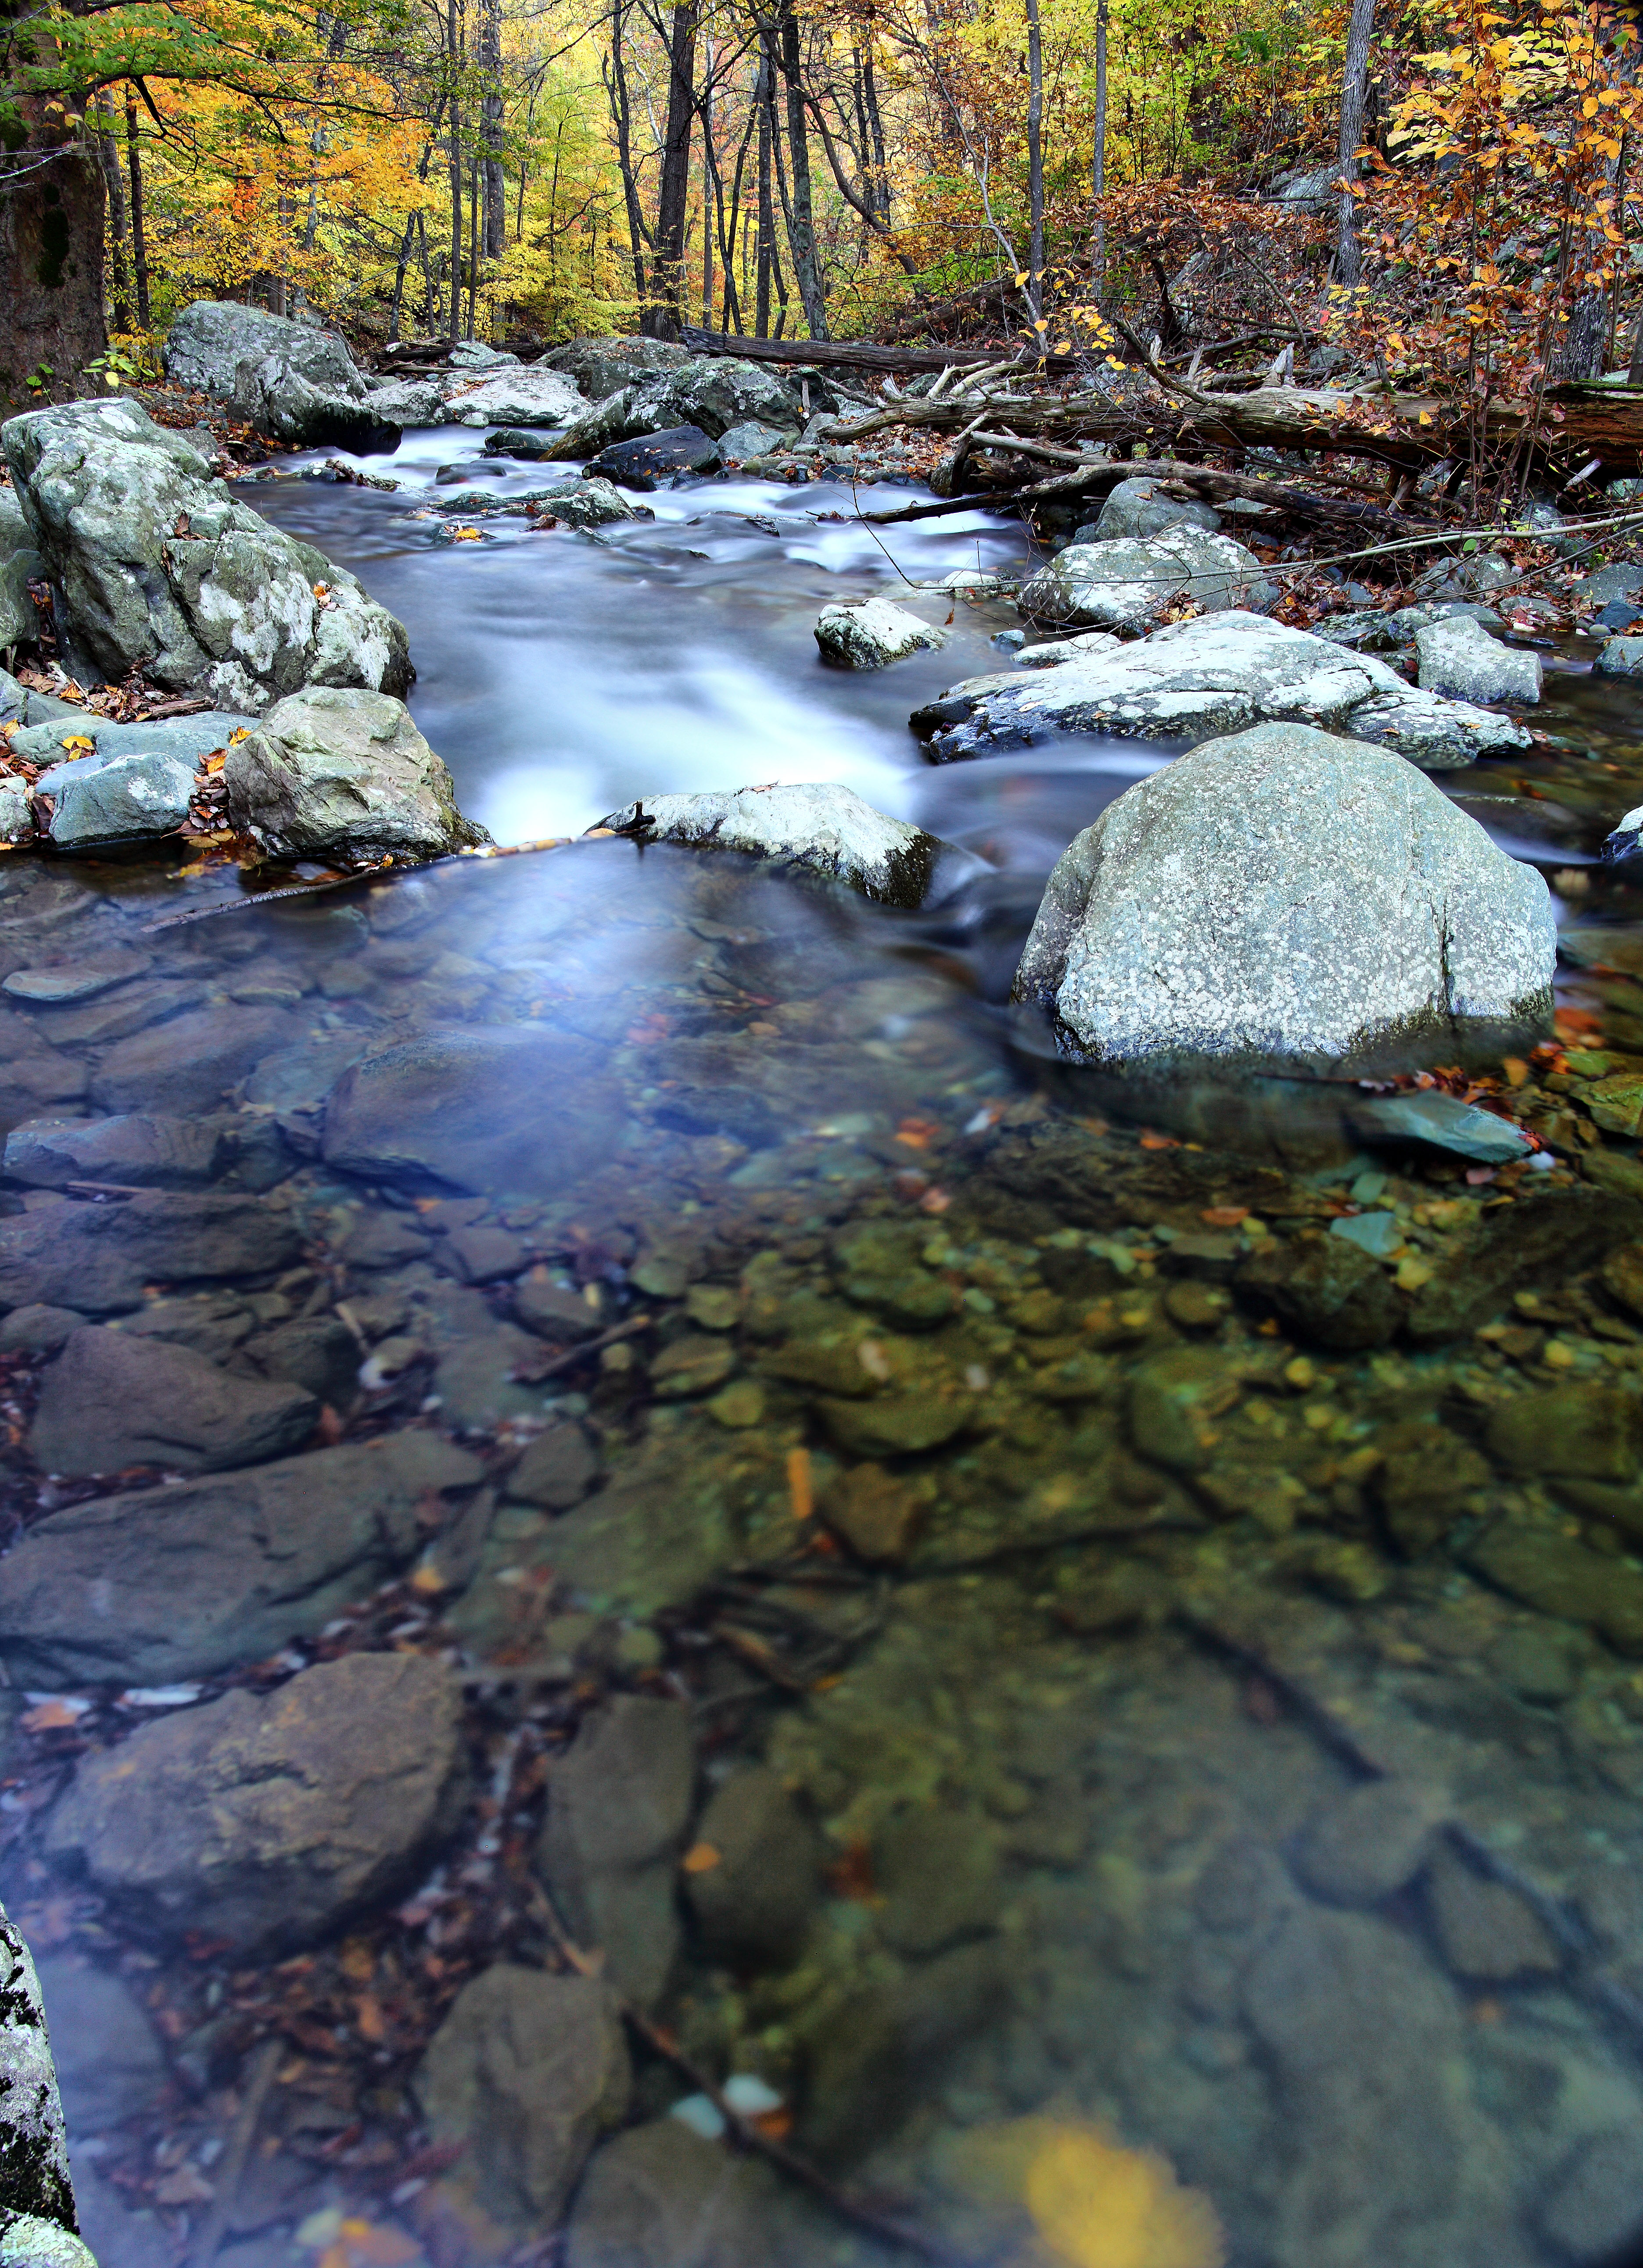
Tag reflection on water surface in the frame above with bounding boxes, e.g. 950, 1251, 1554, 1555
4, 440, 1643, 2268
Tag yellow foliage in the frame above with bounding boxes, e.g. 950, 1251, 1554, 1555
954, 2118, 1225, 2268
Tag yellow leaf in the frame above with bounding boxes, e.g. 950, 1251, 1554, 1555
682, 1842, 722, 1874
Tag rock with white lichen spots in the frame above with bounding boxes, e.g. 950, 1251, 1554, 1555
594, 782, 972, 907
814, 597, 947, 668
224, 687, 488, 861
1012, 721, 1555, 1071
0, 1909, 87, 2261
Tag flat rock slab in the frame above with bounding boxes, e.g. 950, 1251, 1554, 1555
9, 713, 253, 770
33, 745, 194, 849
1415, 614, 1542, 706
913, 609, 1534, 770
2, 1114, 227, 1190
0, 1428, 482, 1686
3, 949, 151, 1003
1013, 721, 1555, 1069
447, 368, 585, 427
593, 784, 956, 908
28, 1324, 317, 1477
321, 1025, 623, 1198
814, 597, 947, 668
0, 1192, 301, 1315
416, 1967, 629, 2232
90, 1003, 304, 1116
43, 1652, 467, 1948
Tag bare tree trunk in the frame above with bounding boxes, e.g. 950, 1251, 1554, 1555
862, 37, 889, 222
1024, 0, 1044, 330
125, 89, 150, 328
1091, 0, 1108, 297
94, 97, 130, 333
700, 32, 714, 325
468, 150, 480, 335
646, 0, 699, 337
777, 0, 826, 337
0, 83, 105, 410
606, 0, 652, 307
1335, 0, 1375, 285
480, 0, 504, 257
447, 0, 463, 346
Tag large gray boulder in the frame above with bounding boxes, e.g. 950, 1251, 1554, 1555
550, 355, 798, 457
0, 1191, 301, 1315
0, 1913, 89, 2267
32, 745, 193, 851
0, 1429, 483, 1687
448, 366, 585, 428
162, 300, 398, 452
915, 609, 1534, 770
364, 374, 447, 427
3, 400, 412, 714
0, 487, 43, 650
538, 337, 694, 401
594, 782, 961, 908
1013, 721, 1555, 1069
1087, 475, 1222, 541
224, 687, 488, 861
1415, 613, 1542, 705
415, 1968, 630, 2235
42, 1652, 468, 1949
1019, 527, 1262, 630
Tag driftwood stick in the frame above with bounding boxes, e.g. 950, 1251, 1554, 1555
186, 2034, 283, 2268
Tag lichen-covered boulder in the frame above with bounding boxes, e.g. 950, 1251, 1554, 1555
32, 746, 194, 850
595, 782, 964, 908
1415, 614, 1542, 705
3, 400, 411, 714
448, 366, 585, 428
814, 596, 947, 669
0, 487, 43, 649
1019, 528, 1262, 631
224, 687, 487, 860
538, 336, 694, 401
1013, 721, 1556, 1070
550, 355, 798, 456
0, 1908, 89, 2264
162, 299, 398, 451
542, 479, 636, 530
1088, 476, 1223, 542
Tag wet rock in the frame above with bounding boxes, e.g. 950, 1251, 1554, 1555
875, 1809, 1001, 1956
684, 1767, 820, 1966
33, 1960, 165, 2135
226, 688, 488, 862
538, 478, 637, 529
515, 1272, 603, 1339
238, 1315, 360, 1408
717, 417, 794, 461
798, 1941, 1010, 2164
823, 1462, 926, 1562
415, 1967, 629, 2234
338, 1208, 431, 1269
443, 1222, 525, 1283
3, 1114, 227, 1191
1020, 528, 1261, 631
1406, 1183, 1633, 1343
1415, 614, 1542, 705
1487, 1384, 1641, 1482
366, 376, 447, 426
447, 366, 585, 428
536, 1696, 694, 2009
650, 1333, 737, 1398
90, 1005, 303, 1117
432, 1323, 543, 1428
1013, 723, 1554, 1069
28, 1324, 316, 1476
1488, 1625, 1581, 1703
594, 783, 957, 909
1241, 1904, 1482, 2268
1016, 630, 1122, 668
0, 488, 43, 650
588, 427, 720, 485
321, 1026, 621, 1197
0, 1191, 301, 1315
0, 1912, 80, 2244
31, 744, 194, 849
0, 1430, 483, 1684
551, 1467, 736, 1619
830, 1229, 956, 1327
505, 1422, 599, 1508
1535, 2128, 1643, 2264
1595, 634, 1643, 677
4, 401, 410, 713
561, 357, 796, 455
1090, 476, 1222, 541
11, 711, 252, 772
1465, 1524, 1643, 1655
914, 609, 1532, 767
1376, 1421, 1492, 1554
566, 2119, 833, 2268
1349, 1088, 1535, 1163
817, 1393, 971, 1458
0, 1306, 82, 1355
813, 597, 947, 668
43, 1652, 467, 1949
1425, 1846, 1560, 1981
163, 300, 398, 451
1291, 1777, 1448, 1903
1128, 1346, 1239, 1470
538, 335, 693, 401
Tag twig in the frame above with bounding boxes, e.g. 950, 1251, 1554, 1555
509, 1310, 652, 1383
185, 2035, 283, 2268
525, 1886, 972, 2267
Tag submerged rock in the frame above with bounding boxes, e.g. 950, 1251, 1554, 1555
3, 401, 411, 714
1012, 722, 1555, 1070
913, 608, 1533, 769
1414, 613, 1542, 705
588, 426, 720, 485
28, 1323, 316, 1476
814, 596, 947, 668
593, 782, 961, 908
2, 1114, 226, 1190
684, 1767, 820, 1967
416, 1968, 629, 2235
0, 1191, 301, 1315
163, 299, 398, 451
0, 1430, 483, 1685
1019, 528, 1261, 631
225, 687, 488, 862
42, 1652, 468, 1948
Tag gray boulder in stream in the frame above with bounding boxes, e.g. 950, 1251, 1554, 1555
551, 355, 797, 457
595, 783, 965, 908
162, 299, 398, 451
0, 486, 44, 650
1012, 721, 1556, 1069
224, 686, 488, 861
4, 401, 411, 714
1019, 527, 1263, 631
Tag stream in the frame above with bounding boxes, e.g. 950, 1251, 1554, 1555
8, 428, 1643, 2268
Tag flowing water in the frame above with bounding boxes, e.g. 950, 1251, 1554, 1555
7, 430, 1643, 2268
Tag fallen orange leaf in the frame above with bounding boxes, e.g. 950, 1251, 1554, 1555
1501, 1057, 1529, 1086
1138, 1130, 1180, 1150
1200, 1206, 1248, 1227
787, 1445, 814, 1521
682, 1842, 722, 1874
21, 1699, 87, 1734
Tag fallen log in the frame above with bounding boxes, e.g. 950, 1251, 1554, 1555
679, 326, 1080, 378
861, 454, 1436, 534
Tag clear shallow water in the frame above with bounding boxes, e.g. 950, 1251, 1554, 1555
5, 436, 1643, 2268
